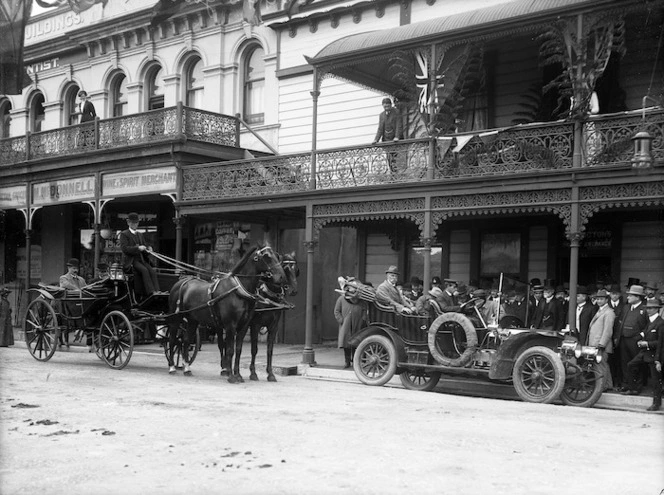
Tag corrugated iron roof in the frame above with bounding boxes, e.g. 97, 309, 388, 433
308, 0, 627, 64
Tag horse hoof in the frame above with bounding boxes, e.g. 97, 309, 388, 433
169, 367, 177, 374
250, 373, 259, 381
267, 375, 277, 383
184, 370, 192, 376
220, 369, 229, 376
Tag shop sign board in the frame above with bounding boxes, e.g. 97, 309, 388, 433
102, 167, 177, 197
0, 185, 28, 209
32, 176, 96, 206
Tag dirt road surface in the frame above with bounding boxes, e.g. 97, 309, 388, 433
1, 347, 662, 495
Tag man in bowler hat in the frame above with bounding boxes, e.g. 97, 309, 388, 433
615, 284, 648, 391
59, 258, 86, 291
376, 265, 413, 314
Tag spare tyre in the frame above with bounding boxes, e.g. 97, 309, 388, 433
428, 313, 478, 367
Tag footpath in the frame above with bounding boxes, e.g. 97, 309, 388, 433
7, 325, 661, 414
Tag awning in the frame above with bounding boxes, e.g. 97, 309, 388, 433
307, 0, 627, 65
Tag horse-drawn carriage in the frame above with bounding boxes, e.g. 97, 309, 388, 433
23, 244, 298, 381
23, 263, 196, 370
348, 276, 605, 407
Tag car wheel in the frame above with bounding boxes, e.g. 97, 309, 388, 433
353, 334, 397, 386
560, 362, 604, 408
512, 345, 565, 403
399, 369, 441, 391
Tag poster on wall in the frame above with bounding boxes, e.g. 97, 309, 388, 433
481, 232, 520, 276
16, 246, 42, 280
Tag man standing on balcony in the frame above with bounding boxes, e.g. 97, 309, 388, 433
373, 98, 403, 176
78, 90, 96, 123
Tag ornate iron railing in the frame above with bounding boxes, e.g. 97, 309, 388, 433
435, 121, 574, 177
182, 153, 311, 200
0, 104, 239, 164
584, 108, 664, 167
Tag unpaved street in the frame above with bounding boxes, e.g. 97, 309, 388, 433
1, 347, 663, 495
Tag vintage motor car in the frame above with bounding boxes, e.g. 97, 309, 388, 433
347, 275, 605, 407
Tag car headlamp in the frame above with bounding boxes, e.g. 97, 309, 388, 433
560, 340, 578, 357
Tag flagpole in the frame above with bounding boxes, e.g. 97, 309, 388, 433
427, 42, 436, 181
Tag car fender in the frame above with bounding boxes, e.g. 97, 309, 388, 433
489, 331, 562, 380
348, 324, 408, 364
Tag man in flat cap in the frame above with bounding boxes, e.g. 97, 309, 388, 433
59, 258, 86, 291
376, 265, 414, 314
119, 212, 160, 297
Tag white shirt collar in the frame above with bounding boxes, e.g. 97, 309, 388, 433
129, 228, 137, 234
650, 313, 658, 322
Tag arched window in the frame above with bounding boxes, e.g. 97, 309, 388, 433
111, 73, 128, 117
64, 85, 80, 126
0, 99, 11, 138
147, 66, 165, 110
243, 46, 265, 124
30, 93, 45, 133
185, 57, 204, 108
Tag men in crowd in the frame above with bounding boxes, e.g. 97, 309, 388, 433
587, 289, 615, 391
77, 90, 96, 123
529, 283, 544, 327
645, 282, 659, 303
533, 285, 564, 331
615, 284, 648, 392
404, 277, 423, 303
608, 283, 625, 387
119, 212, 160, 297
625, 299, 663, 411
608, 284, 624, 312
431, 276, 442, 289
59, 258, 86, 291
439, 279, 461, 313
376, 266, 414, 314
575, 286, 597, 344
555, 285, 569, 318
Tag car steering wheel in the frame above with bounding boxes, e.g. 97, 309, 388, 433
459, 297, 481, 310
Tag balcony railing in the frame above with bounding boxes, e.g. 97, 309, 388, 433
0, 104, 240, 164
181, 109, 663, 202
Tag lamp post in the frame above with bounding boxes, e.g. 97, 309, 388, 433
631, 95, 660, 170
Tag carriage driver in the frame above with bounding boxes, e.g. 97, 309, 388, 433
119, 212, 160, 296
376, 265, 415, 314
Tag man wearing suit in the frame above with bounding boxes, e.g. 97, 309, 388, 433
607, 283, 625, 388
534, 285, 564, 331
119, 212, 160, 296
439, 279, 461, 313
587, 289, 616, 390
615, 285, 648, 392
575, 286, 597, 345
373, 98, 403, 176
375, 265, 413, 314
626, 299, 664, 411
78, 90, 96, 123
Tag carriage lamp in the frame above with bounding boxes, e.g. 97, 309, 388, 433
100, 227, 113, 240
560, 340, 577, 358
109, 263, 125, 281
574, 345, 601, 363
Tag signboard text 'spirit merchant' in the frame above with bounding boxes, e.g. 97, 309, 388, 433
102, 167, 177, 196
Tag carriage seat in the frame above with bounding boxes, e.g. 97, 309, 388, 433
37, 283, 66, 298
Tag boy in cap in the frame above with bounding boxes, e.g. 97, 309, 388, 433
119, 212, 160, 297
376, 266, 414, 314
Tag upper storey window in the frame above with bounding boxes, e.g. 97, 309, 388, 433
65, 85, 80, 126
111, 74, 128, 117
30, 93, 45, 133
147, 66, 165, 110
0, 99, 11, 138
243, 46, 264, 125
185, 57, 204, 108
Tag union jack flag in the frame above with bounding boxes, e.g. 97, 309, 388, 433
415, 50, 442, 114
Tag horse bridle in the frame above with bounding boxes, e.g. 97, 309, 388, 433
253, 246, 282, 280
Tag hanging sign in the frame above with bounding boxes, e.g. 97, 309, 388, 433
102, 167, 177, 197
32, 176, 95, 205
0, 185, 28, 209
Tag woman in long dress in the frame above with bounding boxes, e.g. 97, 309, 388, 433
334, 280, 367, 368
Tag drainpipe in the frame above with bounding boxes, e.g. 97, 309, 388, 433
310, 68, 320, 191
302, 202, 316, 365
423, 197, 432, 294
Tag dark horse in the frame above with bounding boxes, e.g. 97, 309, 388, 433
166, 244, 286, 382
247, 252, 299, 382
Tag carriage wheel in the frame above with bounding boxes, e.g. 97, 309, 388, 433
353, 334, 397, 386
24, 298, 60, 362
512, 346, 565, 404
163, 322, 201, 368
98, 311, 134, 370
399, 369, 441, 391
560, 362, 604, 408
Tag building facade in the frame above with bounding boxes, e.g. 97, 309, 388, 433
1, 0, 663, 360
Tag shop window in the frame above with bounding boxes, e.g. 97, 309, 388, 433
64, 85, 80, 126
185, 57, 204, 108
147, 66, 165, 110
0, 99, 11, 138
30, 92, 45, 133
243, 46, 265, 124
111, 73, 128, 117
